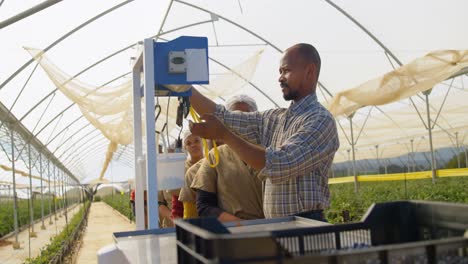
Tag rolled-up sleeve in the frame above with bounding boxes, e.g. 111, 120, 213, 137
259, 114, 339, 184
214, 104, 263, 144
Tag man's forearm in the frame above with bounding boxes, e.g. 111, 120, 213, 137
223, 129, 266, 170
218, 212, 241, 222
190, 88, 216, 115
159, 205, 171, 217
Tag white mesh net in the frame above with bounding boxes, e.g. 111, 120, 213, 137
26, 47, 264, 179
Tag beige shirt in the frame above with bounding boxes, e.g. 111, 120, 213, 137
157, 189, 178, 228
178, 159, 203, 203
191, 145, 264, 220
157, 159, 194, 228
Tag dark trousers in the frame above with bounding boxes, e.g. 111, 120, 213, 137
294, 210, 326, 222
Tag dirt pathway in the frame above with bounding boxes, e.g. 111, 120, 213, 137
74, 202, 135, 264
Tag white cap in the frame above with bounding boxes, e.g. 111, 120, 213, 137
225, 94, 258, 111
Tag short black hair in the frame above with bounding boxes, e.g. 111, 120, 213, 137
292, 43, 321, 78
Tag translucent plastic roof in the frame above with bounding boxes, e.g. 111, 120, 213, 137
1, 0, 467, 184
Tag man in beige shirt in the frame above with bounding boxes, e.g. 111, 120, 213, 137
191, 95, 264, 222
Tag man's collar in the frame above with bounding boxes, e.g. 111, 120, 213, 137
289, 92, 318, 114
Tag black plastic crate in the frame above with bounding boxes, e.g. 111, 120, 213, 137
175, 201, 468, 263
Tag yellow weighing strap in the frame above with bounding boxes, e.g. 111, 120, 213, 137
189, 107, 219, 168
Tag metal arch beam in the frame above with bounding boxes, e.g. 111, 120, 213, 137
33, 72, 130, 139
45, 116, 85, 147
66, 142, 110, 172
175, 0, 282, 52
62, 136, 108, 165
354, 107, 373, 144
0, 0, 63, 30
432, 78, 455, 128
324, 0, 402, 66
54, 130, 101, 163
16, 21, 219, 155
207, 55, 280, 108
0, 101, 80, 184
448, 66, 468, 80
324, 0, 452, 176
61, 136, 108, 168
21, 15, 271, 145
17, 19, 215, 123
173, 0, 337, 100
56, 128, 103, 161
176, 0, 426, 155
0, 0, 134, 91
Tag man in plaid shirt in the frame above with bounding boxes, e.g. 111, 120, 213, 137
189, 43, 339, 220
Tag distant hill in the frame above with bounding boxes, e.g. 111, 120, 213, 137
332, 147, 465, 177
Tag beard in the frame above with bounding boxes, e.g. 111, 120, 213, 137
281, 83, 299, 101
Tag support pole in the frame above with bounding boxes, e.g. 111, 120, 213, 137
62, 172, 68, 236
47, 159, 53, 225
346, 149, 351, 176
423, 90, 437, 183
60, 170, 64, 217
132, 54, 145, 230
53, 166, 58, 221
59, 171, 70, 237
465, 145, 468, 168
10, 126, 20, 249
410, 139, 416, 172
455, 132, 460, 168
375, 145, 380, 173
349, 115, 358, 192
27, 143, 37, 237
143, 39, 159, 229
384, 159, 388, 174
39, 153, 45, 230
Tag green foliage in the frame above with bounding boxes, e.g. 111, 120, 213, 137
102, 193, 134, 221
326, 177, 468, 223
445, 152, 466, 168
24, 201, 90, 264
93, 195, 101, 202
0, 198, 63, 237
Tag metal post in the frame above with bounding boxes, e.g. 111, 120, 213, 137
407, 153, 411, 172
410, 139, 416, 172
60, 172, 66, 235
455, 132, 460, 168
60, 170, 64, 217
423, 90, 437, 183
39, 153, 45, 230
10, 126, 20, 249
58, 170, 62, 215
27, 143, 37, 237
62, 173, 68, 236
465, 145, 468, 168
346, 149, 351, 176
47, 159, 53, 225
53, 165, 58, 221
375, 145, 380, 174
143, 39, 159, 229
349, 115, 358, 192
133, 51, 145, 230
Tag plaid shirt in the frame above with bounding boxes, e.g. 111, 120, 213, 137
215, 93, 339, 218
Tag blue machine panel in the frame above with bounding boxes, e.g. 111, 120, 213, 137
154, 36, 209, 97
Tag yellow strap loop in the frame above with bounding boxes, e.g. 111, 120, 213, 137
183, 201, 198, 219
189, 107, 220, 168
